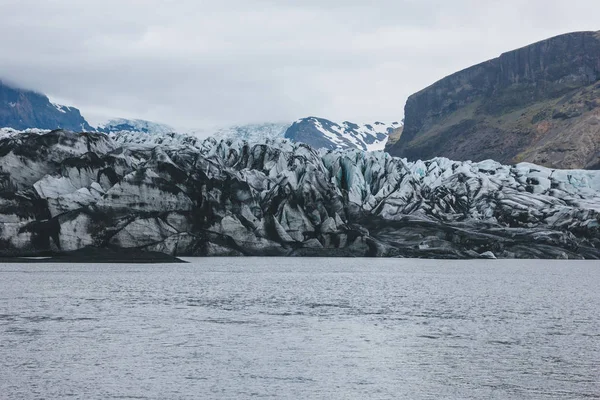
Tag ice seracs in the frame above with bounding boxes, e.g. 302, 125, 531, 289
0, 128, 598, 259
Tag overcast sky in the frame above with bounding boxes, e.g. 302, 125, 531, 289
0, 0, 598, 129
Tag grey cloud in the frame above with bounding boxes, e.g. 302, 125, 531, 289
0, 0, 598, 128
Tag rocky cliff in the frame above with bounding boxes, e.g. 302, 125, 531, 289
389, 31, 600, 169
0, 81, 93, 132
1, 129, 599, 259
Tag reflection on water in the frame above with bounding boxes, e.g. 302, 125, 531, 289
1, 258, 599, 399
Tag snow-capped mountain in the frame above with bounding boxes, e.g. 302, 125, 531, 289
0, 80, 178, 136
1, 129, 599, 259
95, 118, 175, 134
284, 117, 401, 151
0, 81, 401, 155
0, 81, 93, 132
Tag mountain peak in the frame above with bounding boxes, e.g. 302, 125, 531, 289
0, 81, 93, 132
285, 117, 399, 151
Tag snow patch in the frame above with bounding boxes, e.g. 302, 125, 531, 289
51, 103, 69, 113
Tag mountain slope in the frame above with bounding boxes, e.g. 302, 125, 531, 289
0, 81, 93, 131
285, 117, 400, 151
1, 129, 598, 259
388, 31, 600, 169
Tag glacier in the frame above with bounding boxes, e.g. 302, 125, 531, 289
0, 129, 599, 259
188, 122, 291, 143
95, 118, 175, 135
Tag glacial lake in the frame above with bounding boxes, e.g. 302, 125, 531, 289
1, 258, 599, 399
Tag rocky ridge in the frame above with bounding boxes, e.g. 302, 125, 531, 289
389, 30, 600, 169
0, 129, 599, 259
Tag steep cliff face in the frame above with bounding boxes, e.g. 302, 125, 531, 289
0, 81, 93, 131
389, 31, 600, 169
1, 130, 599, 259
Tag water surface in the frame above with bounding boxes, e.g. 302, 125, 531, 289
1, 258, 599, 399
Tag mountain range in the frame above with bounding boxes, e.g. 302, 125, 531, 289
1, 31, 600, 167
0, 80, 400, 152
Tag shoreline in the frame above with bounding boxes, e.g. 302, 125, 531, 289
0, 248, 187, 264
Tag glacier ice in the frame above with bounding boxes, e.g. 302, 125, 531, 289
0, 129, 599, 259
